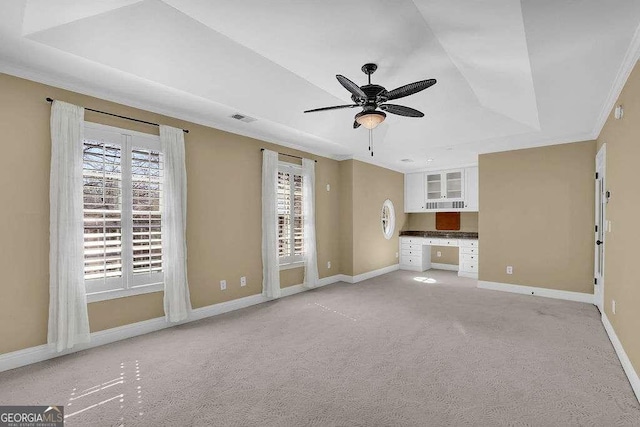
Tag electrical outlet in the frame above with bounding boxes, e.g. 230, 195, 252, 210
437, 251, 442, 257
607, 220, 612, 232
612, 299, 616, 314
506, 266, 513, 275
240, 277, 246, 287
220, 280, 227, 290
326, 184, 331, 192
395, 252, 398, 258
327, 261, 331, 269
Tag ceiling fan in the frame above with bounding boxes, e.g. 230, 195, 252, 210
304, 63, 436, 130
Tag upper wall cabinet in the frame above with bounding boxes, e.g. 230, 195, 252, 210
425, 169, 464, 202
405, 172, 426, 212
404, 166, 479, 213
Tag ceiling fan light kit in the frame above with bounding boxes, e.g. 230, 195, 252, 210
304, 63, 436, 156
355, 110, 386, 129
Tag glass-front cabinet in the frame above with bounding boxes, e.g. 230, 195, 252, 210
424, 169, 464, 202
445, 170, 463, 201
425, 173, 443, 200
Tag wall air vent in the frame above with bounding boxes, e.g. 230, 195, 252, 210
425, 201, 465, 210
230, 113, 257, 123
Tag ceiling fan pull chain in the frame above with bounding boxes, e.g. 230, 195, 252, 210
370, 129, 374, 157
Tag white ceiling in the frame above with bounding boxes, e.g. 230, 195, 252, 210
1, 0, 639, 172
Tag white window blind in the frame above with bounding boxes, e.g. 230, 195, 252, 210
82, 124, 163, 299
277, 163, 304, 266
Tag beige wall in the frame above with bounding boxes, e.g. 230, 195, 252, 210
338, 160, 354, 276
597, 62, 640, 374
478, 141, 596, 293
350, 160, 407, 276
0, 73, 343, 354
407, 212, 479, 233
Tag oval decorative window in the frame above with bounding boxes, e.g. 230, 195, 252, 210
381, 199, 395, 240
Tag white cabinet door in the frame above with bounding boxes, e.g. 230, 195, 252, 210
444, 169, 464, 201
464, 166, 478, 211
404, 173, 425, 212
425, 172, 443, 200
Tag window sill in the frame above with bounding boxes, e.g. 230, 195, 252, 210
86, 283, 164, 303
279, 261, 305, 271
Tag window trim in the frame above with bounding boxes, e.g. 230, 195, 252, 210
83, 122, 164, 303
381, 199, 395, 240
277, 161, 305, 269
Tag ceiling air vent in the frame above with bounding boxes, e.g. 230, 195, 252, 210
400, 159, 414, 163
230, 113, 257, 123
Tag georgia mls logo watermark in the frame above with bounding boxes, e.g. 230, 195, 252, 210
0, 406, 64, 427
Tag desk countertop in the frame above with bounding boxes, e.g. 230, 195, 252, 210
399, 230, 479, 239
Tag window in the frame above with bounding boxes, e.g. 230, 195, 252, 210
82, 123, 163, 302
381, 199, 395, 240
277, 162, 304, 268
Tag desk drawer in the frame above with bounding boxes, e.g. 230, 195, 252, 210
460, 261, 478, 273
401, 243, 423, 251
428, 239, 458, 246
459, 239, 478, 248
461, 254, 478, 263
400, 256, 422, 266
426, 238, 445, 245
401, 249, 422, 257
460, 247, 478, 255
461, 247, 479, 256
400, 238, 424, 245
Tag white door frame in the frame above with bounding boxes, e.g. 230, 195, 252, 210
594, 143, 607, 312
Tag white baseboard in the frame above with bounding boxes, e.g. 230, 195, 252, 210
0, 274, 344, 373
458, 271, 478, 279
430, 263, 459, 272
279, 274, 341, 298
477, 280, 594, 304
398, 264, 423, 272
344, 264, 400, 284
601, 313, 640, 403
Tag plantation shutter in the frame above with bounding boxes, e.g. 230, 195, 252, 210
82, 140, 123, 283
131, 147, 163, 275
277, 164, 304, 265
292, 174, 303, 257
277, 171, 292, 258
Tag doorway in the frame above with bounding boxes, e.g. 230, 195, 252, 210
594, 144, 606, 313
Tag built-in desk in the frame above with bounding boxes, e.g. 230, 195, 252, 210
399, 235, 478, 279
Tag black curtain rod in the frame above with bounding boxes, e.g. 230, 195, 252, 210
260, 148, 317, 162
46, 98, 189, 133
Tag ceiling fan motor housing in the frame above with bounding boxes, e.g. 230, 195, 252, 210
356, 85, 387, 103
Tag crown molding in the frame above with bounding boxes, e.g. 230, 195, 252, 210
592, 20, 640, 140
0, 60, 349, 163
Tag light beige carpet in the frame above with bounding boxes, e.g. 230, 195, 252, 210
1, 270, 639, 426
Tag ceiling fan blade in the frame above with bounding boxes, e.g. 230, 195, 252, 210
353, 120, 361, 129
304, 104, 358, 113
336, 75, 367, 100
385, 79, 436, 101
380, 104, 424, 117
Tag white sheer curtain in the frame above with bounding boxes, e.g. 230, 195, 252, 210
302, 159, 319, 288
262, 149, 281, 299
48, 100, 91, 352
160, 125, 192, 322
